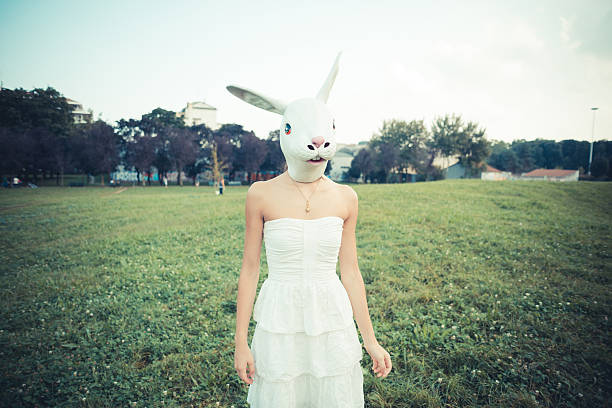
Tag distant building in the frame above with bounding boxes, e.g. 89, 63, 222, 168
328, 143, 368, 182
177, 101, 219, 129
328, 149, 354, 181
387, 153, 462, 182
520, 168, 579, 181
481, 164, 512, 180
65, 98, 93, 124
443, 158, 513, 180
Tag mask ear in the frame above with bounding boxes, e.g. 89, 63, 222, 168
226, 85, 287, 115
316, 52, 342, 103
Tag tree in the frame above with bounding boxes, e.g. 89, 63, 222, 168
431, 114, 491, 179
426, 115, 463, 180
140, 108, 184, 135
73, 120, 120, 184
140, 108, 185, 185
121, 122, 156, 186
591, 156, 609, 178
512, 140, 535, 173
0, 86, 74, 184
184, 124, 214, 185
167, 127, 199, 186
536, 140, 562, 169
455, 121, 491, 177
372, 141, 399, 182
234, 131, 268, 182
347, 158, 362, 181
349, 148, 375, 183
370, 119, 430, 179
201, 124, 242, 182
260, 130, 286, 174
561, 140, 589, 171
497, 149, 519, 173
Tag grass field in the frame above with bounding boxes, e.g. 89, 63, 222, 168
0, 180, 610, 407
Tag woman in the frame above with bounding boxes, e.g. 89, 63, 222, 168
234, 169, 392, 406
230, 53, 391, 406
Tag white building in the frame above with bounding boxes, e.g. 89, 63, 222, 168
65, 98, 93, 124
328, 143, 368, 182
328, 149, 354, 181
481, 164, 512, 180
177, 101, 219, 129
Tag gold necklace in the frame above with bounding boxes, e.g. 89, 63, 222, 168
289, 175, 324, 213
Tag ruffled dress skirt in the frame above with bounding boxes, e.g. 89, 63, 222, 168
246, 278, 364, 407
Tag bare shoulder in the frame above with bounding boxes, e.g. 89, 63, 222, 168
245, 181, 268, 223
246, 180, 268, 202
321, 176, 356, 202
247, 180, 263, 194
247, 179, 279, 203
338, 182, 358, 204
324, 179, 357, 219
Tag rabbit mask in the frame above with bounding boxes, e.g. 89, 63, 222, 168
226, 53, 341, 183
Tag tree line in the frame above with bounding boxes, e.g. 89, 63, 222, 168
346, 117, 612, 182
487, 138, 612, 178
2, 86, 610, 185
0, 87, 287, 185
347, 116, 492, 182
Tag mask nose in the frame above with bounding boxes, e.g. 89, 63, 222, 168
309, 136, 325, 150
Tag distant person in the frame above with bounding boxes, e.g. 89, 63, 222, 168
163, 175, 168, 188
219, 177, 225, 195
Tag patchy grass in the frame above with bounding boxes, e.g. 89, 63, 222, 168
0, 180, 610, 407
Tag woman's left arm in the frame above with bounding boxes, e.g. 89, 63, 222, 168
338, 185, 392, 378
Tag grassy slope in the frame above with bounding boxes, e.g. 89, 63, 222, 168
0, 180, 610, 407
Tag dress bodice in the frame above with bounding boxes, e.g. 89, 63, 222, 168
253, 216, 354, 336
263, 216, 344, 284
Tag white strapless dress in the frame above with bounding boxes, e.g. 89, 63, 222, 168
247, 216, 364, 407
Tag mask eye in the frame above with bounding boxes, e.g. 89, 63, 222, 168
332, 119, 335, 130
285, 123, 291, 135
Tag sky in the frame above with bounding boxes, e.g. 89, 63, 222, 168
1, 0, 611, 145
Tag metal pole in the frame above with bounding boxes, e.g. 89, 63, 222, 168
588, 107, 598, 176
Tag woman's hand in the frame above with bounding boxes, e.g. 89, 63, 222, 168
234, 343, 256, 385
364, 341, 392, 378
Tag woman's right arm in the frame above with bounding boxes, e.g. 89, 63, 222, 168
234, 182, 264, 384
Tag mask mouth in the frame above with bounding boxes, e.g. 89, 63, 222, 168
307, 157, 325, 165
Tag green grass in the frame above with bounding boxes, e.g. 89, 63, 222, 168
0, 180, 610, 407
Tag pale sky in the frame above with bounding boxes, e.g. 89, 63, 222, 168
1, 0, 610, 145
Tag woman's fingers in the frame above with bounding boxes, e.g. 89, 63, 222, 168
377, 358, 385, 376
247, 359, 256, 382
384, 353, 392, 374
372, 357, 383, 376
237, 364, 248, 383
372, 359, 380, 376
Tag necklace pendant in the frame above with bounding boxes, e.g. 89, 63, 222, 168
305, 201, 310, 212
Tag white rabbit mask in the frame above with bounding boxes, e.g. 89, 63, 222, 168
227, 53, 341, 183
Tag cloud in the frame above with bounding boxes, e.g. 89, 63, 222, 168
560, 16, 582, 50
573, 7, 612, 59
389, 62, 438, 93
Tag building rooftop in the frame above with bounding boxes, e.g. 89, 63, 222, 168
182, 101, 217, 111
485, 164, 503, 172
522, 169, 578, 177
